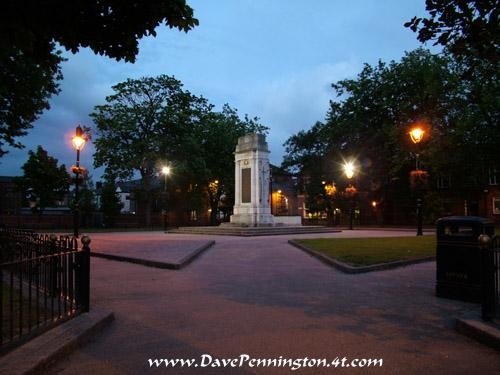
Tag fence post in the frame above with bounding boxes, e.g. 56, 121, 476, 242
479, 234, 495, 320
76, 235, 91, 312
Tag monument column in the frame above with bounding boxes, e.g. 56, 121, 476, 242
230, 133, 274, 226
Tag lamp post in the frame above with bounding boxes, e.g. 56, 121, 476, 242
71, 125, 86, 238
277, 189, 282, 215
161, 166, 171, 232
343, 161, 356, 230
323, 181, 337, 226
409, 126, 425, 236
409, 127, 424, 169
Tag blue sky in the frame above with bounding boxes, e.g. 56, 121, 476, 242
1, 0, 431, 179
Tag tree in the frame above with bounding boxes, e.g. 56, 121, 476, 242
283, 49, 497, 223
283, 121, 332, 217
92, 75, 268, 226
92, 75, 205, 225
184, 104, 268, 224
99, 180, 123, 228
15, 146, 70, 212
406, 2, 499, 192
77, 174, 97, 227
405, 0, 499, 64
0, 0, 198, 156
0, 44, 64, 157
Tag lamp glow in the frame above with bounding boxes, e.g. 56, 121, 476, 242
72, 126, 86, 151
409, 127, 424, 144
343, 161, 355, 179
162, 166, 171, 175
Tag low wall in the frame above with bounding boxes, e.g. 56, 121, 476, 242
273, 216, 302, 226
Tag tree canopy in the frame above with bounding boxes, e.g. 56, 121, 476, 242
92, 75, 267, 225
15, 146, 70, 211
283, 48, 499, 222
405, 0, 499, 77
99, 180, 123, 227
0, 0, 198, 156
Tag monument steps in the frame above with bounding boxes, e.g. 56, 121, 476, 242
169, 226, 341, 237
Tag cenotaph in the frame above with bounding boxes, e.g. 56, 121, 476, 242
229, 133, 275, 226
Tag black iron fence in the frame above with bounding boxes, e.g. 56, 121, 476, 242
0, 228, 90, 352
481, 235, 500, 321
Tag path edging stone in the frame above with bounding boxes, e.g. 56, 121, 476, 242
288, 240, 435, 273
91, 240, 215, 270
0, 306, 114, 375
455, 318, 500, 351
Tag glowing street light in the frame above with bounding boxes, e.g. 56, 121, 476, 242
72, 126, 86, 151
161, 166, 171, 184
408, 125, 428, 236
161, 165, 171, 232
71, 125, 87, 238
409, 127, 424, 144
343, 161, 355, 179
343, 160, 357, 230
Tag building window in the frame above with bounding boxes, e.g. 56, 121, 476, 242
436, 174, 451, 189
493, 198, 500, 215
489, 167, 499, 185
190, 210, 198, 221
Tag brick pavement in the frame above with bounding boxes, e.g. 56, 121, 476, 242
85, 232, 212, 264
49, 231, 499, 374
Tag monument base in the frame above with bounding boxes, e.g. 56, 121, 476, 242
228, 213, 275, 227
273, 216, 302, 226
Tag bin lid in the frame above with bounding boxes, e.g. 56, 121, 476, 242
436, 216, 495, 226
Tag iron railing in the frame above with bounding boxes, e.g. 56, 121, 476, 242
0, 228, 90, 352
481, 235, 500, 321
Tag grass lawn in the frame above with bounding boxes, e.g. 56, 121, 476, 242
295, 236, 436, 267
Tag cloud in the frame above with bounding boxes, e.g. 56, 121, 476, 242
242, 61, 361, 165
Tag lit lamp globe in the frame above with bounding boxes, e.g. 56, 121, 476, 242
343, 161, 355, 179
409, 127, 424, 144
162, 166, 171, 176
72, 126, 86, 151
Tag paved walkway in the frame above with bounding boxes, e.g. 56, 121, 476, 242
50, 230, 499, 374
85, 232, 212, 264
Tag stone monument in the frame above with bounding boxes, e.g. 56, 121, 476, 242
230, 133, 274, 226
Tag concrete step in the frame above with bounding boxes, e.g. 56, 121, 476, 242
170, 226, 341, 237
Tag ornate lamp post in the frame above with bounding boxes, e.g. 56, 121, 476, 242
71, 125, 86, 238
161, 166, 171, 232
343, 161, 357, 230
409, 127, 424, 169
409, 126, 426, 236
323, 181, 337, 225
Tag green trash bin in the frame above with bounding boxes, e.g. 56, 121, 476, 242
436, 216, 495, 302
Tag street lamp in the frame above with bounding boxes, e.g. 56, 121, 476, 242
323, 181, 337, 226
343, 161, 357, 230
161, 166, 171, 232
409, 125, 426, 236
409, 127, 424, 170
343, 161, 355, 179
71, 125, 86, 238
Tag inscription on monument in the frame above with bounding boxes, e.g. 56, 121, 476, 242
241, 168, 251, 203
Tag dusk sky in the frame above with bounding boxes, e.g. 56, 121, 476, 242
1, 0, 433, 180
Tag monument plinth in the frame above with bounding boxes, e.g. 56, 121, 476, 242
230, 133, 274, 226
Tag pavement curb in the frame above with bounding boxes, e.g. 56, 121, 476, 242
0, 306, 115, 375
91, 240, 216, 270
171, 226, 341, 237
288, 240, 435, 274
455, 318, 500, 351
